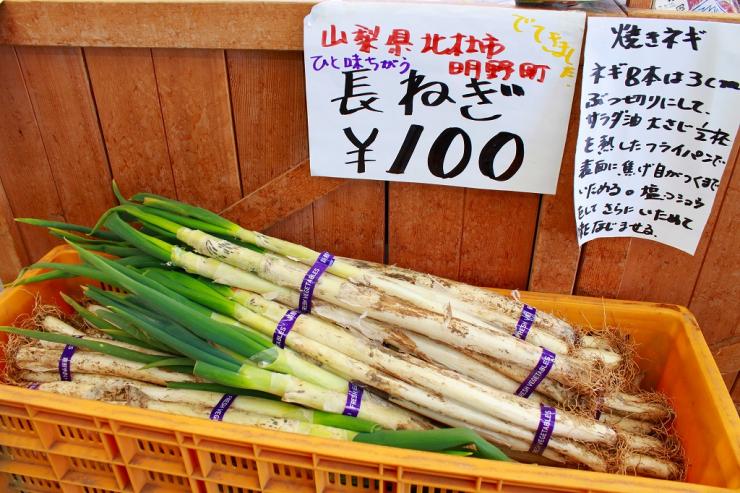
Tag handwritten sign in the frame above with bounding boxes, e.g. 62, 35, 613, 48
574, 17, 739, 254
304, 1, 585, 194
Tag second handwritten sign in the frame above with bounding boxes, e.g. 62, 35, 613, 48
304, 1, 585, 194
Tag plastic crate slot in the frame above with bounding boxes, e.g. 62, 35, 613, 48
69, 457, 114, 474
215, 484, 259, 493
327, 471, 380, 491
10, 473, 62, 492
0, 445, 49, 466
57, 424, 102, 444
408, 486, 465, 493
100, 284, 125, 294
316, 458, 381, 479
270, 463, 313, 481
211, 452, 256, 472
83, 488, 119, 493
137, 438, 181, 459
500, 485, 580, 493
0, 414, 36, 435
145, 469, 188, 487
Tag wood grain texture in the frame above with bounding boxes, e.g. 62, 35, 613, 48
615, 134, 739, 306
226, 50, 314, 246
220, 160, 344, 233
625, 0, 653, 9
313, 181, 385, 263
84, 47, 176, 198
722, 372, 738, 393
152, 49, 241, 212
689, 145, 740, 347
529, 72, 584, 295
458, 190, 539, 289
15, 46, 113, 227
0, 46, 63, 262
0, 183, 25, 283
0, 1, 313, 50
575, 238, 631, 298
388, 184, 465, 279
713, 342, 740, 375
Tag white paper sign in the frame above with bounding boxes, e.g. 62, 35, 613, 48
574, 18, 739, 254
304, 1, 585, 194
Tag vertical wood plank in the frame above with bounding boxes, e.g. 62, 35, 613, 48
15, 46, 114, 227
458, 190, 539, 289
689, 149, 740, 347
388, 184, 465, 279
0, 46, 65, 262
615, 136, 739, 305
574, 238, 631, 298
152, 48, 240, 212
226, 50, 314, 247
84, 47, 176, 198
0, 182, 25, 282
313, 181, 385, 263
529, 73, 583, 294
722, 372, 738, 393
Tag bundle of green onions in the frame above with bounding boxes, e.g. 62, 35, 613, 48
3, 184, 683, 478
10, 315, 503, 459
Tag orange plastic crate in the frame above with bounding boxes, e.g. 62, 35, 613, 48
0, 246, 737, 493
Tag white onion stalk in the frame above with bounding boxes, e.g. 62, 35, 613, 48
392, 398, 568, 464
27, 380, 357, 441
339, 257, 578, 343
43, 316, 170, 356
229, 289, 617, 445
217, 228, 575, 352
171, 232, 600, 392
309, 302, 551, 402
308, 301, 670, 428
17, 343, 422, 431
15, 346, 196, 385
145, 401, 357, 440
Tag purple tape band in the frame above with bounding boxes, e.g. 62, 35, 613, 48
58, 337, 82, 382
515, 348, 556, 398
209, 394, 237, 421
298, 252, 335, 314
27, 383, 40, 390
273, 309, 301, 348
529, 404, 556, 455
343, 382, 364, 417
513, 304, 537, 340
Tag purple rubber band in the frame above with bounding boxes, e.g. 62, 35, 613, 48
58, 336, 82, 382
27, 383, 40, 390
515, 348, 556, 398
273, 309, 301, 348
209, 394, 237, 421
529, 404, 556, 455
343, 382, 364, 417
298, 252, 335, 314
513, 304, 537, 340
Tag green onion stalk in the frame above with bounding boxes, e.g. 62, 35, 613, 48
141, 268, 617, 446
95, 202, 573, 356
96, 209, 594, 392
36, 244, 427, 431
85, 213, 677, 469
22, 371, 508, 460
113, 193, 577, 344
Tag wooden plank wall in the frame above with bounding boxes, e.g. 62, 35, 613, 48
0, 36, 737, 396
